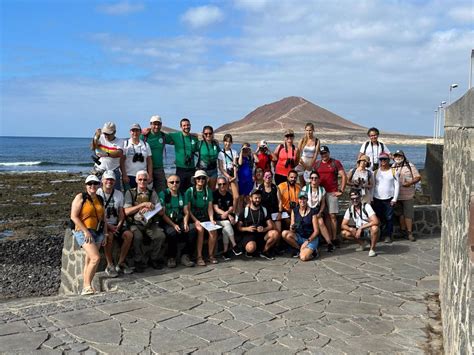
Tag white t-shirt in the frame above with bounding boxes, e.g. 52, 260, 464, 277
344, 203, 376, 228
217, 149, 238, 177
95, 135, 123, 171
359, 141, 390, 170
302, 185, 326, 209
97, 188, 124, 226
373, 168, 400, 201
123, 139, 152, 177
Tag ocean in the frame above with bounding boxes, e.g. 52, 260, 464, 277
0, 136, 428, 174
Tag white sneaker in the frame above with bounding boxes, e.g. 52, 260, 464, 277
368, 249, 377, 257
105, 265, 119, 277
355, 241, 367, 252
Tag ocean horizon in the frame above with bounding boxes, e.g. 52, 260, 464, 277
0, 136, 428, 174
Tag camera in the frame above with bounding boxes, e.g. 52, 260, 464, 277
106, 207, 117, 219
96, 220, 104, 234
133, 153, 144, 163
372, 163, 379, 170
289, 201, 297, 209
185, 155, 193, 166
91, 154, 101, 165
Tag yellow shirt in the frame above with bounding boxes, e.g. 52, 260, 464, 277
77, 195, 104, 230
278, 182, 301, 212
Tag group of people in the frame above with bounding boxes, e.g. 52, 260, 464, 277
70, 117, 421, 295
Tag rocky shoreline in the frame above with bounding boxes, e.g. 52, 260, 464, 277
0, 172, 84, 300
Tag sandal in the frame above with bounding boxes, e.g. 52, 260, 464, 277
196, 257, 206, 267
209, 256, 218, 265
81, 286, 95, 296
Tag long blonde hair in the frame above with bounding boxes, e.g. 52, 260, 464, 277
298, 122, 315, 152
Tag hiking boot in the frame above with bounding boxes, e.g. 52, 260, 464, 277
368, 249, 377, 257
105, 265, 118, 278
232, 244, 243, 256
167, 258, 177, 268
408, 233, 416, 242
327, 243, 335, 253
220, 251, 232, 262
384, 236, 393, 244
116, 263, 133, 275
181, 254, 195, 267
260, 251, 275, 260
291, 249, 300, 258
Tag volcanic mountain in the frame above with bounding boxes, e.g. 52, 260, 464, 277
215, 96, 365, 134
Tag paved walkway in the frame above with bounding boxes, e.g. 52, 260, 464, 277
1, 236, 443, 354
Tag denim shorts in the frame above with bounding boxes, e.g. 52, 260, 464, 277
295, 233, 319, 251
73, 229, 104, 247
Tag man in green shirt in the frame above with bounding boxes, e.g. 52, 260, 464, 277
167, 118, 199, 193
141, 115, 168, 193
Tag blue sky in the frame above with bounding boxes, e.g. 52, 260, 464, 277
1, 0, 472, 138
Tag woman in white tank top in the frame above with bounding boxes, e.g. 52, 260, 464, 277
296, 123, 320, 186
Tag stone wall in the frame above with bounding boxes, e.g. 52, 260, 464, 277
439, 88, 473, 354
424, 144, 444, 204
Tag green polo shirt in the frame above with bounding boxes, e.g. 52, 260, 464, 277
167, 132, 199, 168
141, 131, 169, 169
185, 186, 213, 220
158, 189, 187, 223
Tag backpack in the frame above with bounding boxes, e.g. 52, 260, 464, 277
349, 203, 370, 222
348, 168, 372, 183
363, 141, 385, 155
69, 193, 104, 229
243, 205, 268, 219
164, 188, 184, 205
314, 158, 339, 180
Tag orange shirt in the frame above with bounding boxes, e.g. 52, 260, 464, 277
278, 182, 301, 212
77, 196, 104, 230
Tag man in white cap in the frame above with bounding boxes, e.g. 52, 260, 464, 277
141, 115, 168, 194
91, 122, 123, 190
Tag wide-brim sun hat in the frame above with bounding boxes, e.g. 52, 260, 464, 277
192, 170, 208, 183
357, 154, 370, 163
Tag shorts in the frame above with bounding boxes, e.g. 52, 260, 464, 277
394, 199, 414, 219
73, 229, 104, 247
325, 193, 339, 214
295, 234, 319, 251
240, 232, 266, 251
204, 168, 218, 179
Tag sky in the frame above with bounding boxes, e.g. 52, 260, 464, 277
1, 0, 472, 138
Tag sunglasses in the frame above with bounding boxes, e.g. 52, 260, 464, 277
285, 135, 294, 138
217, 183, 227, 186
310, 176, 319, 180
379, 158, 389, 161
369, 134, 378, 137
137, 178, 147, 181
168, 180, 180, 184
86, 181, 99, 186
105, 178, 115, 182
104, 132, 114, 136
351, 197, 361, 201
151, 122, 162, 125
203, 132, 213, 136
196, 176, 206, 181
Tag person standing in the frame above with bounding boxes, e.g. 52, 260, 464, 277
392, 150, 421, 241
273, 129, 300, 185
237, 142, 254, 210
341, 189, 379, 257
159, 175, 196, 268
358, 127, 390, 171
373, 152, 400, 244
124, 170, 166, 272
167, 118, 199, 193
313, 146, 346, 246
121, 123, 153, 190
97, 171, 134, 277
296, 123, 320, 186
347, 154, 374, 203
142, 115, 167, 194
218, 134, 239, 213
254, 140, 272, 172
70, 175, 107, 295
196, 126, 220, 190
91, 122, 123, 189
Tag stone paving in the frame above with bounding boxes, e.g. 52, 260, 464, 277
0, 236, 443, 354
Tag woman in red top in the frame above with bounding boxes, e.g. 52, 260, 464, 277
254, 140, 272, 172
273, 129, 300, 185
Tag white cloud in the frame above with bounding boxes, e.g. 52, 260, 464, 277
97, 1, 144, 16
234, 0, 270, 12
181, 5, 224, 29
448, 5, 473, 23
